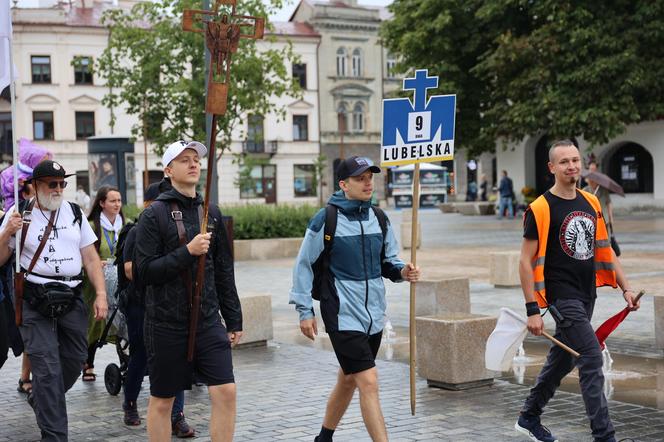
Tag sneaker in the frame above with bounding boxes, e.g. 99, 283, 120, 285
172, 412, 196, 438
123, 401, 141, 426
515, 414, 558, 442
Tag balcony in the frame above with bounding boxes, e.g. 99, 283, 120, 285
242, 140, 278, 155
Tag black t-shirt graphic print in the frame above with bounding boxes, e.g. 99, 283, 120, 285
524, 191, 597, 303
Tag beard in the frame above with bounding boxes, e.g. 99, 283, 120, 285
37, 190, 63, 211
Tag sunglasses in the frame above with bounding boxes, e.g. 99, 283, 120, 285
39, 180, 68, 189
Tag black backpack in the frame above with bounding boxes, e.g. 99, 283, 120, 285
311, 205, 388, 301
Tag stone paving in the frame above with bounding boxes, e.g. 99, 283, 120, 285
3, 342, 664, 441
1, 210, 663, 441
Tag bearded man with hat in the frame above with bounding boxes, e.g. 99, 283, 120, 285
0, 159, 108, 441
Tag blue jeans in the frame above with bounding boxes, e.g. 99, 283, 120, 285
123, 301, 184, 419
498, 196, 513, 218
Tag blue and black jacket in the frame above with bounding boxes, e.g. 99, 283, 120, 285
289, 191, 405, 335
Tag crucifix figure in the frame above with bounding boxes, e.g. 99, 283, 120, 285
183, 0, 265, 115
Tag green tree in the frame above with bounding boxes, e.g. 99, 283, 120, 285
382, 1, 664, 153
97, 0, 300, 158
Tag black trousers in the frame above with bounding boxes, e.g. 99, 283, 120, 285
521, 297, 615, 442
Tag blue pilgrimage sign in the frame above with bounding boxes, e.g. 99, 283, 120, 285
381, 69, 456, 167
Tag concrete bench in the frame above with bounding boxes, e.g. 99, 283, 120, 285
439, 203, 456, 213
234, 238, 303, 261
450, 202, 495, 216
416, 277, 470, 316
416, 313, 497, 390
489, 251, 521, 287
236, 294, 273, 347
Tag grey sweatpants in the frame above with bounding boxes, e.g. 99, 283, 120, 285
20, 295, 88, 442
521, 297, 615, 442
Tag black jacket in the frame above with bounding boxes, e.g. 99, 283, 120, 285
134, 188, 242, 331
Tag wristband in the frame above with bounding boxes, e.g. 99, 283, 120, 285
526, 302, 540, 317
622, 289, 634, 295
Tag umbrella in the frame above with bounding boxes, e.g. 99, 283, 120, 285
485, 308, 580, 372
582, 170, 625, 197
595, 290, 645, 350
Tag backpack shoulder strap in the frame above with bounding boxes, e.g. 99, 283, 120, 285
371, 206, 388, 261
68, 201, 83, 227
323, 205, 337, 251
151, 200, 171, 239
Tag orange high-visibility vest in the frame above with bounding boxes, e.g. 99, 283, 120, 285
527, 189, 617, 308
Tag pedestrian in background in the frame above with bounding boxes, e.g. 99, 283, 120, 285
82, 185, 124, 381
497, 170, 515, 219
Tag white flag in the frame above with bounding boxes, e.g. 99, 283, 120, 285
0, 0, 16, 91
485, 307, 529, 372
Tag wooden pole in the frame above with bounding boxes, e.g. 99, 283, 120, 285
409, 162, 420, 416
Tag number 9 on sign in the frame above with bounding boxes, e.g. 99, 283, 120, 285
407, 111, 431, 143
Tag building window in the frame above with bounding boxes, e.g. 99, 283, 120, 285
246, 114, 264, 152
0, 112, 12, 162
294, 164, 316, 197
240, 166, 264, 198
352, 48, 362, 77
74, 56, 93, 85
33, 112, 54, 140
293, 115, 308, 141
386, 54, 396, 78
292, 63, 306, 89
336, 48, 347, 77
352, 102, 364, 132
75, 111, 95, 139
31, 56, 51, 84
337, 102, 348, 133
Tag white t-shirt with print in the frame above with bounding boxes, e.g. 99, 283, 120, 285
1, 200, 97, 287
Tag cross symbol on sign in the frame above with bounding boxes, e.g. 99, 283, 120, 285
182, 0, 265, 115
402, 70, 439, 112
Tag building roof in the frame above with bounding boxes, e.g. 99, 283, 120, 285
269, 21, 320, 38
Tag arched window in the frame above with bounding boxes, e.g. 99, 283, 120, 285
352, 102, 364, 132
352, 48, 362, 77
336, 48, 347, 77
337, 102, 348, 132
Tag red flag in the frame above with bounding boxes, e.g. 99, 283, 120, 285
594, 291, 644, 350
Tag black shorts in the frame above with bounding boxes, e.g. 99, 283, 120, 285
145, 319, 235, 398
328, 330, 382, 375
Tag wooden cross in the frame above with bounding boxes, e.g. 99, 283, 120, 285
183, 0, 265, 115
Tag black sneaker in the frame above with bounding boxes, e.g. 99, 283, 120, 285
515, 414, 558, 442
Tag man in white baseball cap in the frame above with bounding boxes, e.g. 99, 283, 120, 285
162, 140, 207, 168
136, 138, 243, 442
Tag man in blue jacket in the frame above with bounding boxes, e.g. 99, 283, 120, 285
290, 156, 420, 442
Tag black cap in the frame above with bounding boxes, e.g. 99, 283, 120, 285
30, 160, 74, 181
336, 156, 381, 181
143, 182, 161, 201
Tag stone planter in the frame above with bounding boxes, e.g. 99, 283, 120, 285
415, 278, 470, 317
237, 294, 273, 347
489, 251, 521, 287
416, 313, 497, 390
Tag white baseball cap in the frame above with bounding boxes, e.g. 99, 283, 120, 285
162, 140, 207, 167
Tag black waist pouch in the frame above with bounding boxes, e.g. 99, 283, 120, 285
26, 282, 78, 319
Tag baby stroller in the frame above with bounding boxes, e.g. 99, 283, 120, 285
94, 261, 130, 396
